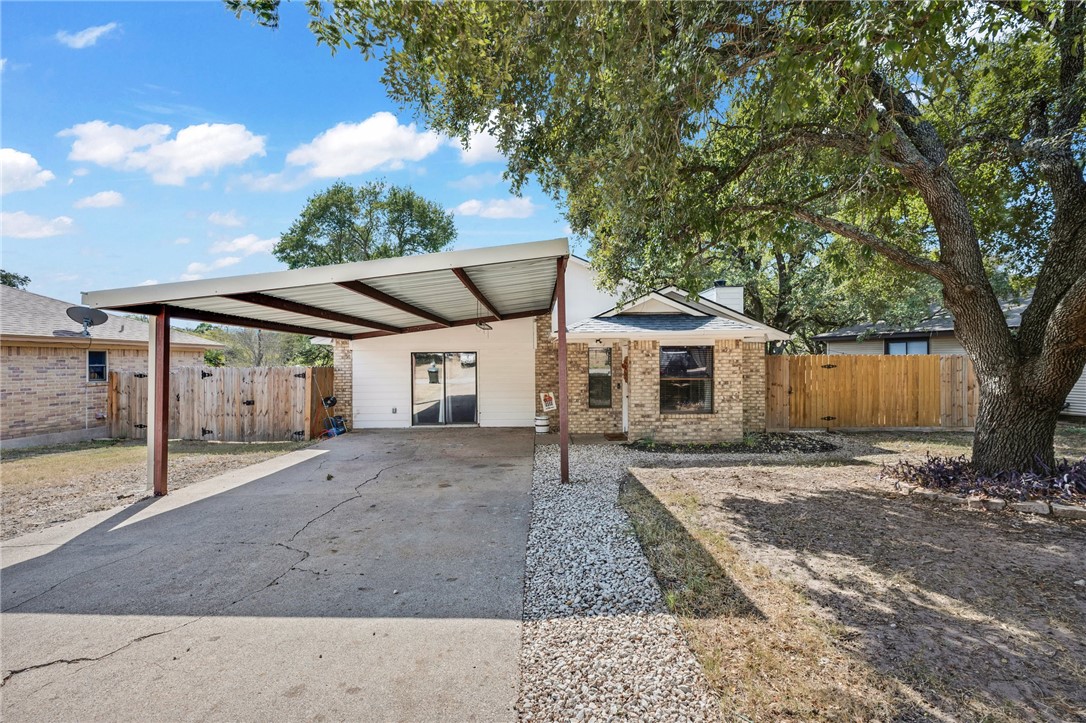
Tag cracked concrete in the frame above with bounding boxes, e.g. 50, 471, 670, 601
1, 429, 534, 721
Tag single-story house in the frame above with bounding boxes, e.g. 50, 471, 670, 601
81, 239, 789, 490
813, 293, 1086, 417
0, 285, 221, 448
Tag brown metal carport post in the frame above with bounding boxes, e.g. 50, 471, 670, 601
148, 305, 170, 496
556, 257, 569, 484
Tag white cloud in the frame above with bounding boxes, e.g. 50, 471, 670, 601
72, 168, 90, 177
454, 197, 537, 219
56, 22, 119, 49
448, 172, 504, 190
173, 236, 191, 245
58, 120, 265, 185
238, 170, 308, 192
209, 233, 277, 257
137, 279, 159, 286
0, 211, 75, 238
186, 256, 241, 275
179, 273, 203, 281
1, 149, 55, 194
208, 210, 244, 227
0, 58, 6, 73
74, 190, 124, 208
456, 122, 504, 165
286, 112, 442, 178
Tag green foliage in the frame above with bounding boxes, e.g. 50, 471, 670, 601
0, 269, 30, 289
275, 180, 456, 269
190, 322, 331, 368
203, 349, 227, 367
230, 0, 1083, 343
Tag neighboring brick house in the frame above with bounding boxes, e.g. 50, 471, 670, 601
0, 286, 221, 447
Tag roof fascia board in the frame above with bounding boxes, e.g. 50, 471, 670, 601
0, 334, 220, 350
566, 330, 789, 342
82, 238, 569, 310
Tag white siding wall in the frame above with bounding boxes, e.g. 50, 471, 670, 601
553, 259, 623, 332
825, 340, 884, 355
1067, 371, 1086, 416
351, 317, 536, 428
930, 337, 965, 355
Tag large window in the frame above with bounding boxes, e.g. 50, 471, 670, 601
588, 348, 612, 408
87, 350, 107, 382
885, 339, 929, 355
660, 346, 713, 414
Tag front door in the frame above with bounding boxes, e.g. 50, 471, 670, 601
411, 352, 478, 425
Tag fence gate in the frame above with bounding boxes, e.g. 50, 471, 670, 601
766, 354, 978, 431
108, 366, 336, 442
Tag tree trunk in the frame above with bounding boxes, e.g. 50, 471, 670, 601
971, 358, 1078, 474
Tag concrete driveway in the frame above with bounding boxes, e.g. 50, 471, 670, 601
1, 429, 534, 722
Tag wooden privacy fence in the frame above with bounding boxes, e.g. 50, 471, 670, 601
108, 366, 336, 442
766, 354, 979, 431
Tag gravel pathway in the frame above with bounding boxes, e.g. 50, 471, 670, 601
518, 444, 716, 722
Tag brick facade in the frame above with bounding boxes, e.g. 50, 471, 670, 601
1, 344, 205, 441
332, 339, 353, 429
742, 341, 767, 433
534, 314, 768, 442
535, 314, 559, 428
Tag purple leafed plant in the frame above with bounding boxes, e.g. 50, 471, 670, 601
883, 454, 1086, 503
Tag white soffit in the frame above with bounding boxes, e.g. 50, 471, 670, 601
82, 238, 569, 340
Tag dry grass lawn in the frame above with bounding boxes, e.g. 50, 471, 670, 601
621, 425, 1086, 722
1, 439, 311, 539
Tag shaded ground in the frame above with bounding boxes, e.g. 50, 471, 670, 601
1, 439, 311, 539
628, 453, 1086, 722
1, 429, 533, 722
627, 431, 838, 455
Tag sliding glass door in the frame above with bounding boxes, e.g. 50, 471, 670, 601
411, 352, 477, 425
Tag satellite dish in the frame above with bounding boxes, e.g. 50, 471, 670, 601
66, 306, 109, 337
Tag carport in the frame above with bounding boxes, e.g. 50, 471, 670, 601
83, 238, 573, 493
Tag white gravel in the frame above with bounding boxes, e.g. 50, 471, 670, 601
518, 443, 717, 722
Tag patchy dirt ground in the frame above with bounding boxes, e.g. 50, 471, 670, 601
1, 440, 310, 540
630, 456, 1086, 722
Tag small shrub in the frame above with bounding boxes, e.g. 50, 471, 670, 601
883, 454, 1086, 503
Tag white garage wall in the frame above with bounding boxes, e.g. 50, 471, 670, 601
351, 317, 537, 428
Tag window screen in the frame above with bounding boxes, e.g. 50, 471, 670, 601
659, 346, 712, 413
87, 350, 107, 382
886, 339, 929, 355
588, 348, 612, 408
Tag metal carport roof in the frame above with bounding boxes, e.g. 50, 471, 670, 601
82, 238, 569, 338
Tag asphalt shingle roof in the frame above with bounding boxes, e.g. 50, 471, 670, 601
568, 314, 756, 335
814, 292, 1033, 341
0, 285, 221, 347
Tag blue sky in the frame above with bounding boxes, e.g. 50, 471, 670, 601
1, 2, 573, 305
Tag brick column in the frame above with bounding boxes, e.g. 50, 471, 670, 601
534, 314, 559, 428
332, 339, 353, 429
742, 341, 767, 432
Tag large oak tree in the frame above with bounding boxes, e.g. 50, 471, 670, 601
233, 1, 1085, 472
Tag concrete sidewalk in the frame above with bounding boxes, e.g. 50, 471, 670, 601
1, 429, 534, 722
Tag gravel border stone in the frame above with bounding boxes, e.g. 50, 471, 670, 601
519, 444, 716, 721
